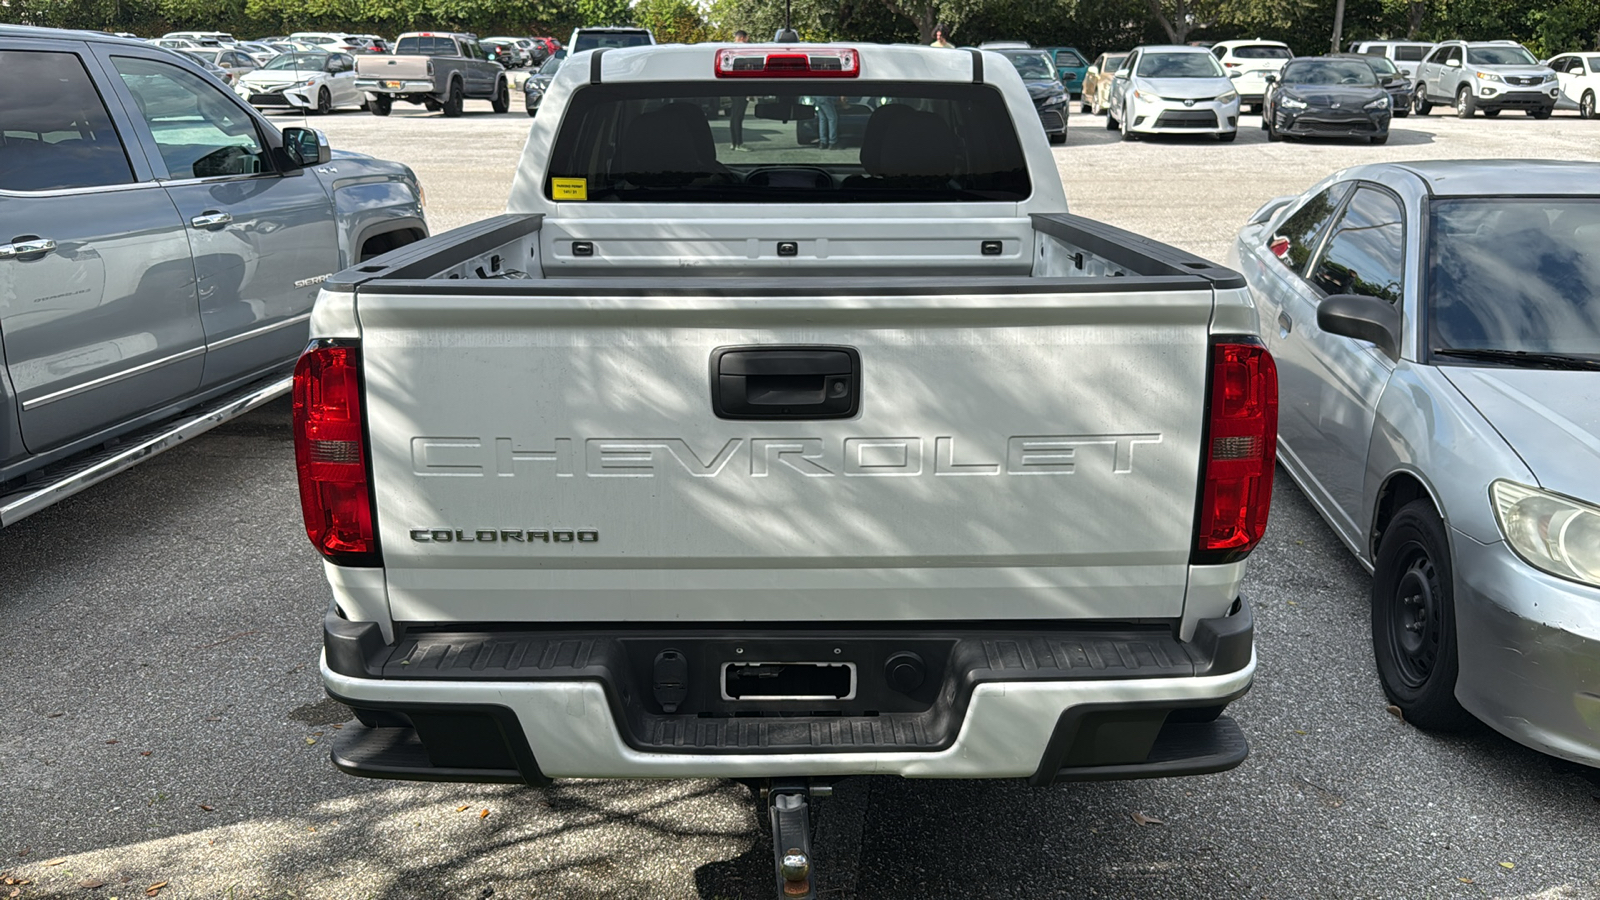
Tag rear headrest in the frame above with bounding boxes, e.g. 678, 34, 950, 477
868, 110, 959, 180
858, 104, 918, 174
612, 102, 718, 187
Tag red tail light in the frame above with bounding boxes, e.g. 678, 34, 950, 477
715, 47, 860, 78
1193, 338, 1278, 564
293, 341, 380, 566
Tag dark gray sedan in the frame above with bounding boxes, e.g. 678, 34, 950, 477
523, 52, 563, 116
1263, 57, 1393, 143
1229, 160, 1600, 770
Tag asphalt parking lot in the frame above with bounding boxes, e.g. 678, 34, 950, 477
3, 106, 1599, 899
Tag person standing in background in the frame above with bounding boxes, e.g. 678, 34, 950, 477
729, 30, 750, 150
930, 23, 954, 48
813, 95, 839, 149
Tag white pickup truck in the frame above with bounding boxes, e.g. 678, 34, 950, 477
300, 43, 1274, 896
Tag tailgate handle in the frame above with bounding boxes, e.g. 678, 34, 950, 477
711, 346, 860, 420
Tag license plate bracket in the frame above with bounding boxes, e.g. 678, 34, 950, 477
722, 662, 857, 701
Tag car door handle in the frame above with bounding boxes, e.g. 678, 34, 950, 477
0, 237, 57, 260
190, 211, 233, 229
1278, 312, 1293, 336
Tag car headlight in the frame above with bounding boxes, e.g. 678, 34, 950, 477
1133, 89, 1159, 103
1544, 73, 1558, 83
1217, 90, 1238, 103
1365, 96, 1389, 109
1281, 96, 1308, 109
1491, 480, 1600, 588
1046, 92, 1067, 106
1475, 71, 1503, 83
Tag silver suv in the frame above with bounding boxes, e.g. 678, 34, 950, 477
1413, 40, 1558, 118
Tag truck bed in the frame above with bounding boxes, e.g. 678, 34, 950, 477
324, 214, 1248, 628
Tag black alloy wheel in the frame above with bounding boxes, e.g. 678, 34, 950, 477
315, 87, 331, 116
1370, 501, 1474, 731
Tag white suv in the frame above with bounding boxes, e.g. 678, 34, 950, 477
1210, 39, 1291, 112
1348, 40, 1437, 79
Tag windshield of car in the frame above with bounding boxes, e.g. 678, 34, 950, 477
572, 31, 651, 53
180, 49, 223, 64
395, 36, 460, 56
1466, 45, 1537, 66
1393, 44, 1432, 61
1281, 60, 1378, 85
1232, 45, 1291, 59
1361, 56, 1399, 75
546, 82, 1030, 203
263, 52, 328, 71
1427, 198, 1600, 357
1002, 51, 1059, 81
1137, 52, 1226, 78
1104, 54, 1128, 72
537, 55, 564, 76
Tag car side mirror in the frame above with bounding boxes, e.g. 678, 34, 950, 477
282, 126, 330, 168
1446, 58, 1461, 68
1317, 294, 1402, 360
1114, 68, 1129, 77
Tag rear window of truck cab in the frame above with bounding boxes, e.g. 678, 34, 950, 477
543, 81, 1031, 203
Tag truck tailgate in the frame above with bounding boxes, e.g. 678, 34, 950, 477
356, 55, 432, 81
357, 284, 1213, 623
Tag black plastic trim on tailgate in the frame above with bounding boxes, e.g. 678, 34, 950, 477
324, 600, 1253, 756
324, 214, 544, 291
1031, 213, 1247, 290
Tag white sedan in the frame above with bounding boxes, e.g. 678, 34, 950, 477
1106, 45, 1241, 141
236, 51, 363, 114
1548, 52, 1600, 119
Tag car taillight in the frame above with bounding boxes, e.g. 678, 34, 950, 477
714, 47, 860, 78
293, 340, 380, 566
1193, 338, 1278, 564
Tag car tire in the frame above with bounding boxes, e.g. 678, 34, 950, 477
1393, 104, 1409, 118
491, 80, 510, 114
1582, 91, 1597, 120
314, 88, 331, 116
1371, 500, 1475, 732
1048, 131, 1067, 145
1483, 108, 1500, 117
1455, 86, 1475, 118
369, 95, 391, 117
1215, 130, 1236, 142
442, 81, 464, 118
1369, 133, 1389, 144
1080, 97, 1091, 114
527, 106, 537, 118
1531, 106, 1552, 120
1266, 114, 1282, 141
1413, 85, 1432, 115
1104, 104, 1117, 129
1119, 104, 1138, 140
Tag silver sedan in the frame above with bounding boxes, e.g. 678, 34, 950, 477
1228, 160, 1600, 769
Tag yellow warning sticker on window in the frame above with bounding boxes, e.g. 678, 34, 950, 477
551, 178, 587, 201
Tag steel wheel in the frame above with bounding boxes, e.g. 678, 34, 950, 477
1370, 500, 1474, 731
1582, 91, 1596, 120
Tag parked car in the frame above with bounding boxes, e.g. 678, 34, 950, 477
1210, 39, 1292, 113
308, 42, 1266, 900
237, 51, 362, 114
522, 51, 563, 116
479, 39, 519, 69
355, 31, 511, 117
1107, 44, 1241, 141
290, 32, 362, 53
1547, 52, 1600, 119
234, 41, 281, 65
1229, 159, 1600, 770
161, 30, 232, 47
180, 47, 259, 84
483, 36, 532, 67
152, 37, 205, 51
0, 26, 426, 528
1039, 46, 1089, 96
567, 26, 654, 53
1412, 40, 1558, 118
977, 40, 1030, 50
1347, 39, 1437, 79
1081, 50, 1129, 114
1262, 56, 1391, 143
1330, 51, 1412, 117
997, 48, 1069, 143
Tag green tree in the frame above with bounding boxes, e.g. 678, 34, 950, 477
635, 0, 710, 43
